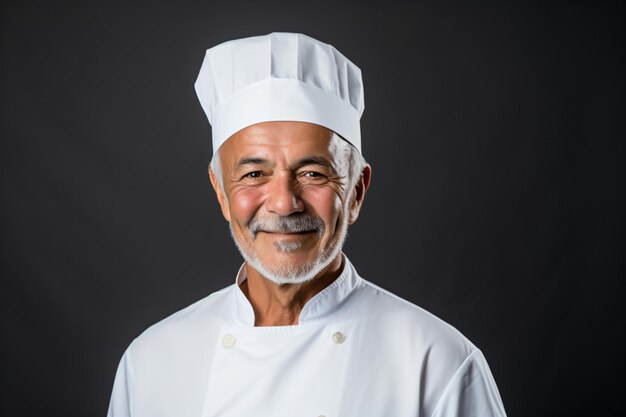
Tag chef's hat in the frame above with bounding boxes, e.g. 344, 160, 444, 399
194, 32, 365, 155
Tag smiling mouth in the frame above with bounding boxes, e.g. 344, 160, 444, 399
259, 230, 315, 236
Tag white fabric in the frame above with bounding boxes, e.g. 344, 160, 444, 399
107, 256, 507, 417
194, 33, 365, 155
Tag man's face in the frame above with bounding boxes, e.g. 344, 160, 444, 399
210, 121, 367, 284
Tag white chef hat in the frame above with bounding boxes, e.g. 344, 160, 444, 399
194, 32, 365, 155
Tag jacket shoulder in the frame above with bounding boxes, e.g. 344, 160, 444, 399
128, 284, 234, 355
354, 278, 476, 359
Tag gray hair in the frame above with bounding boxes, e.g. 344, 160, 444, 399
209, 133, 367, 201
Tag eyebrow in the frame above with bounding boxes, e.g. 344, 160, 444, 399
295, 156, 333, 169
235, 157, 271, 168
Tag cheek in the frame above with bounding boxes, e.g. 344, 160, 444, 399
230, 188, 264, 222
304, 187, 343, 224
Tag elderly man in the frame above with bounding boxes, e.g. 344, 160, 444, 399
107, 32, 507, 417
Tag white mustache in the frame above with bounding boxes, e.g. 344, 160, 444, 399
248, 214, 324, 236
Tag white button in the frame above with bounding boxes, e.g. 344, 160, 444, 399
332, 332, 345, 344
222, 334, 236, 348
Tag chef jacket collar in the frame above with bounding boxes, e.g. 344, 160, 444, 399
232, 253, 362, 326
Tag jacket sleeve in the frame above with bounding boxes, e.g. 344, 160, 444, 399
106, 348, 134, 417
430, 349, 507, 417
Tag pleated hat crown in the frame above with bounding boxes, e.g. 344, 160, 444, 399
194, 32, 365, 154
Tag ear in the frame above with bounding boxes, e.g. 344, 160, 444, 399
209, 164, 231, 222
348, 164, 372, 224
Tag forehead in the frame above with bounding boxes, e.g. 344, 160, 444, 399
219, 121, 336, 163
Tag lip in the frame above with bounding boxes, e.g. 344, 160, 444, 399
258, 231, 314, 237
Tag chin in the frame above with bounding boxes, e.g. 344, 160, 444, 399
247, 248, 337, 285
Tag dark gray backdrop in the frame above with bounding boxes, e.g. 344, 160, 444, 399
1, 1, 624, 416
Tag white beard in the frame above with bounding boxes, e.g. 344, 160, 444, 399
228, 209, 349, 285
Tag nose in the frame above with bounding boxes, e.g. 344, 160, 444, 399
265, 172, 305, 216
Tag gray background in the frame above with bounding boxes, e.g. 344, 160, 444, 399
1, 0, 624, 415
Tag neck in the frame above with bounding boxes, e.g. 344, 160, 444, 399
240, 254, 344, 326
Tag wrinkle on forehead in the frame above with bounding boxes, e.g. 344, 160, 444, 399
221, 122, 348, 172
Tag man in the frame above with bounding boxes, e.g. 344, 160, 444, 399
107, 32, 507, 417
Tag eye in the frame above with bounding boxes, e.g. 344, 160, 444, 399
243, 171, 263, 179
300, 171, 329, 183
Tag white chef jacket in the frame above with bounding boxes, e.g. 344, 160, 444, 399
107, 256, 506, 417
